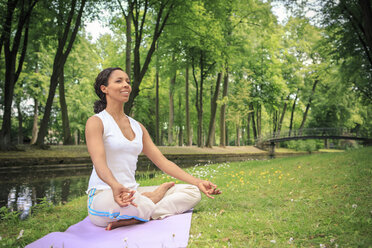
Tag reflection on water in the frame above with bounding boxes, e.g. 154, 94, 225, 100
7, 186, 33, 219
1, 173, 91, 220
0, 169, 158, 220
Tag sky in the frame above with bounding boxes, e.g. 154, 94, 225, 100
85, 20, 112, 42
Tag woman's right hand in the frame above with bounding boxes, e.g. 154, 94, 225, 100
112, 184, 138, 208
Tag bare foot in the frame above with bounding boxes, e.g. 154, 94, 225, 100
106, 218, 141, 230
142, 182, 175, 204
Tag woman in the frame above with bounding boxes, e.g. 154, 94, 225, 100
86, 67, 221, 230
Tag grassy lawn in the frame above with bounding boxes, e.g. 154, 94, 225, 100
1, 147, 371, 247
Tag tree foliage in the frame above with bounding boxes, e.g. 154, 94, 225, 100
0, 0, 371, 148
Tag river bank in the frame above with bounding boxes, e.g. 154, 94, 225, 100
0, 145, 319, 171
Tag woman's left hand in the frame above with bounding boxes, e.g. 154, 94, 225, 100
197, 180, 221, 199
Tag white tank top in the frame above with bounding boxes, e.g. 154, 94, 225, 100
87, 110, 143, 192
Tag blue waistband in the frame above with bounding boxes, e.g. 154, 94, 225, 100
88, 188, 148, 222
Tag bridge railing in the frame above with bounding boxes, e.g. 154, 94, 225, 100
256, 127, 367, 144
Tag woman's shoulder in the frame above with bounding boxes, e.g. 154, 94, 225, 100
86, 115, 103, 127
86, 112, 105, 131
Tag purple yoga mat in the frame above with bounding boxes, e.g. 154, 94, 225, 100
26, 210, 193, 248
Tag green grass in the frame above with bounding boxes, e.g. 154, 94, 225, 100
185, 147, 372, 247
0, 196, 87, 247
1, 147, 371, 247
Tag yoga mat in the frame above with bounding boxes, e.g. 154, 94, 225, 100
26, 210, 192, 248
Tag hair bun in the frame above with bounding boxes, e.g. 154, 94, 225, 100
93, 99, 106, 113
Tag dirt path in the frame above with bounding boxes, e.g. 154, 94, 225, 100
0, 145, 267, 160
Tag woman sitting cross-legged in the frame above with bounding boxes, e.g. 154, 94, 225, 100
86, 67, 221, 230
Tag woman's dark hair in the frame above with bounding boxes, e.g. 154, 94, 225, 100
93, 67, 124, 113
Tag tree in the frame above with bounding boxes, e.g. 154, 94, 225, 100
36, 0, 86, 146
278, 0, 372, 102
219, 70, 229, 146
116, 0, 179, 115
206, 72, 222, 147
64, 33, 101, 144
0, 0, 38, 150
116, 0, 132, 76
323, 0, 372, 102
168, 58, 176, 145
185, 65, 192, 146
155, 43, 160, 145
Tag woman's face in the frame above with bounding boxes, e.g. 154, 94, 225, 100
101, 70, 131, 103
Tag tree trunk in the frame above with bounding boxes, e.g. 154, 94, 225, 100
36, 0, 86, 146
155, 51, 160, 145
59, 67, 73, 145
30, 97, 39, 145
277, 95, 289, 137
236, 124, 240, 146
78, 130, 81, 144
324, 138, 329, 149
289, 90, 299, 136
124, 0, 175, 115
250, 103, 257, 140
247, 112, 251, 144
210, 83, 214, 145
359, 0, 372, 63
197, 53, 204, 147
206, 72, 222, 148
241, 120, 245, 145
1, 56, 16, 149
185, 65, 191, 146
74, 130, 78, 145
160, 125, 164, 146
0, 0, 36, 150
16, 98, 23, 145
168, 71, 176, 145
299, 80, 319, 134
125, 11, 132, 77
117, 0, 132, 76
178, 93, 183, 146
256, 104, 261, 137
219, 68, 229, 147
273, 110, 278, 134
225, 124, 229, 146
37, 72, 60, 146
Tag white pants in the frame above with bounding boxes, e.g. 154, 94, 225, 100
87, 184, 201, 227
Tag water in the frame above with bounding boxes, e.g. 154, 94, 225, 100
0, 168, 160, 220
0, 171, 91, 220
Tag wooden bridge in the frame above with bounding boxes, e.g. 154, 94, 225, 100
255, 128, 372, 154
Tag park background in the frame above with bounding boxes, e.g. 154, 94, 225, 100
0, 0, 372, 247
0, 0, 371, 149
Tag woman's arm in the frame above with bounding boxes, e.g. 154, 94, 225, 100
85, 116, 137, 207
140, 123, 221, 199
